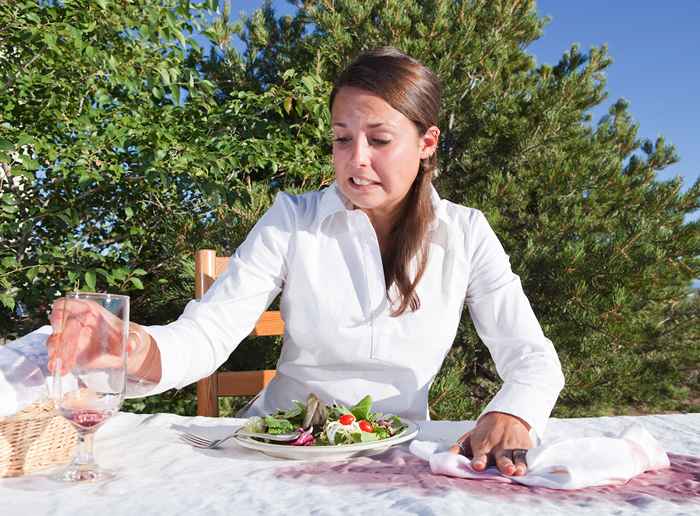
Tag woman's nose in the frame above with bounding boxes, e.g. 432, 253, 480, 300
350, 138, 370, 167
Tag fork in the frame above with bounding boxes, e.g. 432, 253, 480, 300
180, 428, 302, 449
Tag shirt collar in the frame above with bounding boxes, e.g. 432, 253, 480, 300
317, 182, 354, 224
317, 181, 449, 229
428, 183, 449, 230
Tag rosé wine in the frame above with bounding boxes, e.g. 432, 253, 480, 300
60, 408, 115, 432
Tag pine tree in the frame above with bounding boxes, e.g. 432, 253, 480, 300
207, 0, 699, 416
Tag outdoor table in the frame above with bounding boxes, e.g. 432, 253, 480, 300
0, 412, 698, 515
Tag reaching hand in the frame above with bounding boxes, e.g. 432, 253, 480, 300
46, 297, 130, 374
449, 411, 533, 476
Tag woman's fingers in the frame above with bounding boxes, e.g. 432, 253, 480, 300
495, 449, 516, 476
57, 312, 84, 373
512, 448, 528, 476
494, 448, 528, 476
449, 429, 494, 470
49, 299, 66, 333
48, 298, 91, 373
469, 439, 491, 471
448, 431, 471, 456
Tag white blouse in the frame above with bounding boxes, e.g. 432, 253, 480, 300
140, 183, 564, 437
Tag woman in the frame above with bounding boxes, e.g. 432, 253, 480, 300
48, 47, 564, 477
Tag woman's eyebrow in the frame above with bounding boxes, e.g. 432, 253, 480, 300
331, 122, 395, 128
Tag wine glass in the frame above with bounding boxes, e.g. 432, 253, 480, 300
51, 292, 129, 482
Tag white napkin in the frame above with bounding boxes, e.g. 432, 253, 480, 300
5, 325, 52, 376
0, 326, 52, 417
409, 424, 670, 490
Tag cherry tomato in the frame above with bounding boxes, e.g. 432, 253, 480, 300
358, 420, 373, 432
339, 414, 355, 425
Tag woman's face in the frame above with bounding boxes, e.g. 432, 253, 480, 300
331, 87, 439, 226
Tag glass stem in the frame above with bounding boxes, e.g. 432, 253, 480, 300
73, 431, 96, 467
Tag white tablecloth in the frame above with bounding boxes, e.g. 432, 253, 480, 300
1, 412, 698, 515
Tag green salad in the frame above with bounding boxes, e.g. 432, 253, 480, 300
242, 394, 408, 446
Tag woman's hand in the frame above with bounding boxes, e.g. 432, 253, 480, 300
46, 297, 156, 378
47, 297, 129, 374
449, 411, 533, 476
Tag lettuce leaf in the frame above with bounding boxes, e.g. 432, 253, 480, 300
244, 416, 266, 434
351, 431, 379, 443
350, 395, 372, 421
264, 416, 295, 435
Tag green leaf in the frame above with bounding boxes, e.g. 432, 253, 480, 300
22, 158, 39, 171
350, 395, 372, 421
158, 67, 171, 86
125, 206, 134, 219
263, 416, 295, 435
26, 267, 39, 282
85, 271, 96, 291
129, 277, 144, 289
356, 431, 379, 443
301, 76, 316, 92
0, 293, 15, 311
0, 140, 13, 151
171, 86, 181, 106
17, 135, 32, 146
175, 29, 187, 49
1, 256, 17, 268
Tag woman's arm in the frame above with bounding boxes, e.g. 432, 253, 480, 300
465, 210, 565, 439
126, 192, 297, 397
449, 209, 565, 475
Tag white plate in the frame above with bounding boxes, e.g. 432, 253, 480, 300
233, 420, 419, 461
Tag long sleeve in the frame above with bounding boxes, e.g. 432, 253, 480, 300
465, 211, 565, 440
130, 192, 296, 397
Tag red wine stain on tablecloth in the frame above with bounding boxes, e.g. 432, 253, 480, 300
274, 451, 699, 508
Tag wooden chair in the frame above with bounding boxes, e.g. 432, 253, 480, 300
194, 249, 284, 416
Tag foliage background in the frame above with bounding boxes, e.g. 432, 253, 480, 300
1, 0, 698, 419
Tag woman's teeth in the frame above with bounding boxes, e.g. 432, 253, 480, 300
351, 177, 373, 186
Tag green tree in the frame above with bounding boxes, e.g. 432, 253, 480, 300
0, 0, 330, 333
205, 0, 699, 417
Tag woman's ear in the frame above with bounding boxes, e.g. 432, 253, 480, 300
419, 126, 440, 159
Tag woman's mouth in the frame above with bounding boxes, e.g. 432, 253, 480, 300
350, 176, 380, 187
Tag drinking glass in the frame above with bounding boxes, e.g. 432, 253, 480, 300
51, 292, 129, 482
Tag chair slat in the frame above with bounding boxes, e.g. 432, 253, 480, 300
217, 370, 277, 397
252, 311, 284, 336
194, 249, 282, 416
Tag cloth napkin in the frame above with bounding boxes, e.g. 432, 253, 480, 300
0, 326, 52, 417
409, 424, 670, 490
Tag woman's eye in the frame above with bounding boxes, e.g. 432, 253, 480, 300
370, 139, 391, 146
333, 136, 351, 143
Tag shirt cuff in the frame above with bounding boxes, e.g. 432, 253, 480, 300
478, 381, 560, 444
125, 324, 185, 399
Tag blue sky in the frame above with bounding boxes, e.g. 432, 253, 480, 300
529, 1, 699, 197
230, 1, 699, 200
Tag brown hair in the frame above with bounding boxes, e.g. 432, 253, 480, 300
329, 47, 441, 316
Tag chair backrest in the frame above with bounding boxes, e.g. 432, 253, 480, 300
194, 249, 284, 416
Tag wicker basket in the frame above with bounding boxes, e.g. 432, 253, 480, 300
0, 400, 78, 477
